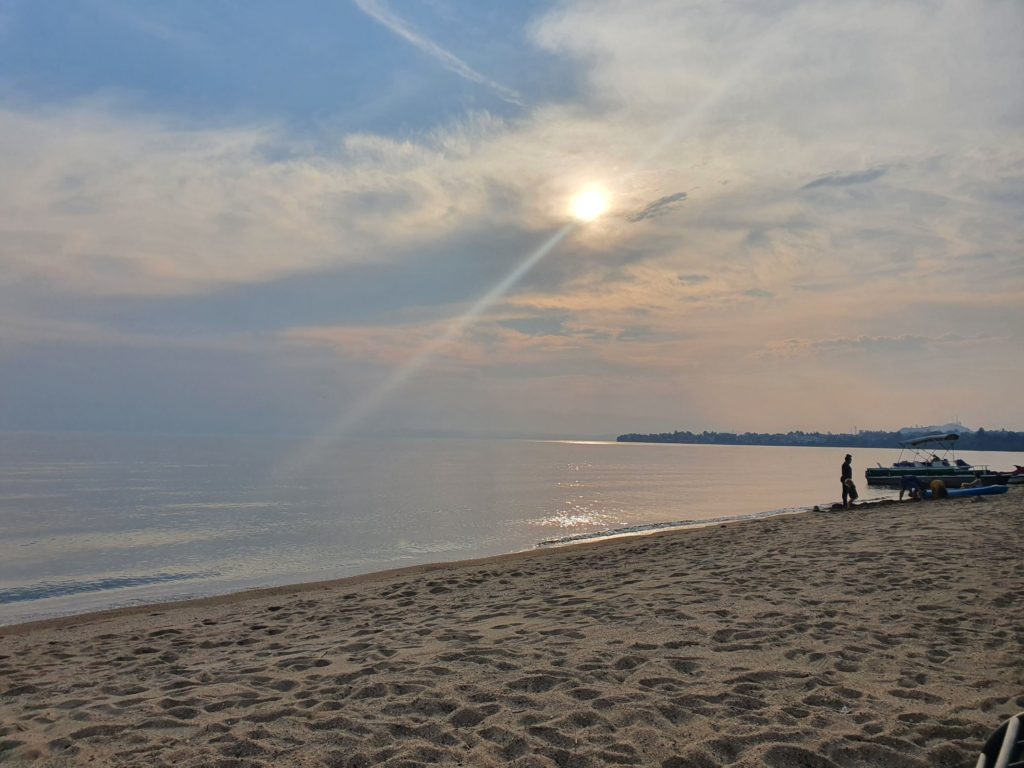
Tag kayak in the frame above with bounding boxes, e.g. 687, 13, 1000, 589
922, 484, 1010, 500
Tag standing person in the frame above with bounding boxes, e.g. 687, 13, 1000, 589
841, 454, 855, 509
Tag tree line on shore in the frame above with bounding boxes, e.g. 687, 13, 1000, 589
616, 428, 1024, 452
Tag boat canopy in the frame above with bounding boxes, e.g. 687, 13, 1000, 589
899, 432, 960, 448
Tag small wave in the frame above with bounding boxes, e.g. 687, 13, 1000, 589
534, 505, 818, 548
0, 571, 217, 604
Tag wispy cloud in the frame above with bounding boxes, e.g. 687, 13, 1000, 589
752, 333, 1001, 360
352, 0, 525, 107
626, 192, 687, 222
801, 168, 887, 190
87, 0, 210, 55
678, 274, 710, 285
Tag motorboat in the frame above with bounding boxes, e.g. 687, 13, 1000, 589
864, 433, 1008, 488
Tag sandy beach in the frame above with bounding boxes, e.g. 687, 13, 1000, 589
1, 491, 1021, 767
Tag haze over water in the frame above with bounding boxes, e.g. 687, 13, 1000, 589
2, 431, 1021, 626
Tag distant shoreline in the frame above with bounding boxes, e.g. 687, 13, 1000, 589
617, 428, 1024, 452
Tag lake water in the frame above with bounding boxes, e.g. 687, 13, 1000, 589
1, 431, 1021, 626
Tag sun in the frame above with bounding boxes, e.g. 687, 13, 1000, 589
570, 188, 609, 222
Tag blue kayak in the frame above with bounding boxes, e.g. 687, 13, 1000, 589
922, 484, 1009, 500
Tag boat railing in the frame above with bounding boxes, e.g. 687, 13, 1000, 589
870, 462, 992, 472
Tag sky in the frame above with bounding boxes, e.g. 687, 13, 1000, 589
1, 0, 1022, 438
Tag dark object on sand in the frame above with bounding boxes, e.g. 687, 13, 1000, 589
976, 712, 1023, 768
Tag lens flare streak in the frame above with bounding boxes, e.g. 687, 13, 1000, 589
282, 223, 576, 471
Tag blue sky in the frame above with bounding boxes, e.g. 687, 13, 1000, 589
0, 1, 566, 128
1, 0, 1022, 436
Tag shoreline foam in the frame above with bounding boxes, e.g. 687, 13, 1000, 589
1, 497, 900, 630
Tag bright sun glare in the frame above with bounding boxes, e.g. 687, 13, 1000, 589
570, 189, 609, 222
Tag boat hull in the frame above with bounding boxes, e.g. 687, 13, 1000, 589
865, 468, 1009, 488
865, 467, 971, 487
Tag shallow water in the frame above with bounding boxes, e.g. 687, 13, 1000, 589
1, 431, 1020, 625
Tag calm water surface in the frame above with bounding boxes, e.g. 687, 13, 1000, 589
2, 432, 1021, 625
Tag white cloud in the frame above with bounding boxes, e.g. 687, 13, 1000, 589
8, 0, 1018, 304
352, 0, 525, 106
0, 106, 532, 296
2, 0, 1023, 432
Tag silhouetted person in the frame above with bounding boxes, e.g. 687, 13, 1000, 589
930, 479, 948, 499
841, 454, 855, 509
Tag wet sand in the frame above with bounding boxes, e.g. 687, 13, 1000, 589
1, 491, 1022, 767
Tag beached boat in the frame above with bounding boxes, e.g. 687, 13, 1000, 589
1008, 465, 1024, 485
922, 484, 1009, 500
864, 433, 1008, 488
